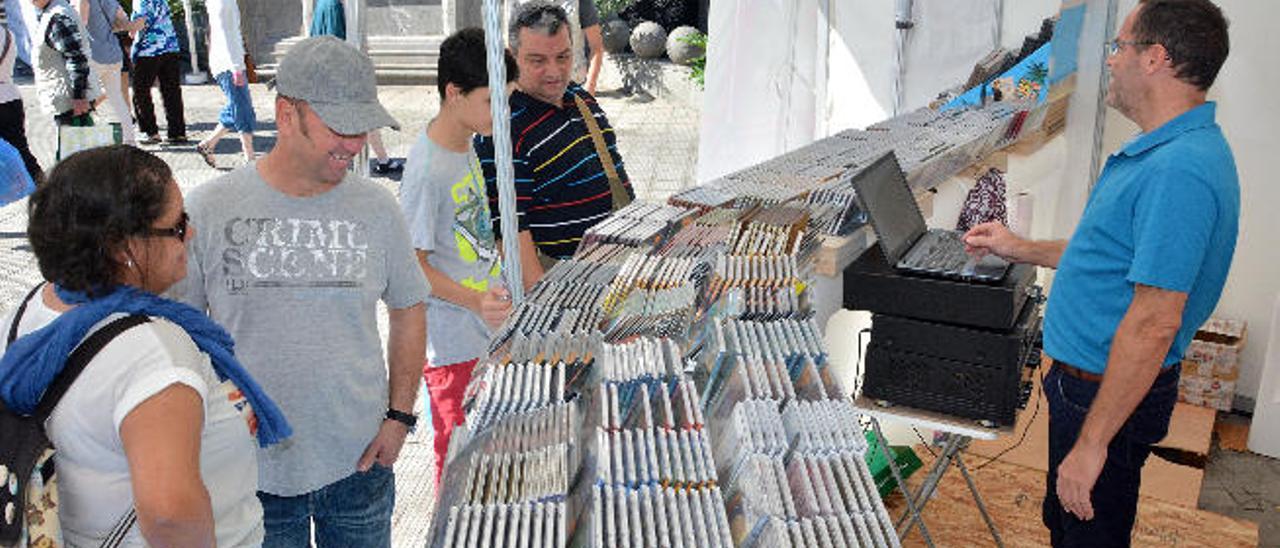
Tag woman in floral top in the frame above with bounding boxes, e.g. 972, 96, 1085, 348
129, 0, 187, 144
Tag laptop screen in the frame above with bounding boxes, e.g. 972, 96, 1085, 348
851, 152, 927, 264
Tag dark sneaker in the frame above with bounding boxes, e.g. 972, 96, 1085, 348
166, 135, 192, 145
372, 158, 405, 175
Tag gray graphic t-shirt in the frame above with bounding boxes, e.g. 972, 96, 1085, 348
400, 131, 503, 366
173, 164, 429, 496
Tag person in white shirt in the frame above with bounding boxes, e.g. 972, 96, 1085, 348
196, 0, 256, 167
0, 145, 291, 547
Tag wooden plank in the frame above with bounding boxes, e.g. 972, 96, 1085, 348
887, 452, 1257, 547
1215, 418, 1251, 452
1141, 455, 1204, 507
1157, 403, 1216, 456
813, 228, 870, 278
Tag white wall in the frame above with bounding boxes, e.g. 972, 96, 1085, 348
1194, 0, 1280, 404
702, 0, 1279, 407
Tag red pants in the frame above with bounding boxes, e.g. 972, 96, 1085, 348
422, 358, 478, 484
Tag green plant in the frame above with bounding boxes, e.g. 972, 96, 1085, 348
594, 0, 635, 19
168, 0, 205, 21
117, 0, 204, 20
679, 30, 706, 89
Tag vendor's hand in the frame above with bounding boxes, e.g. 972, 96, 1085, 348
72, 99, 90, 116
233, 70, 247, 87
963, 221, 1022, 261
477, 286, 513, 329
356, 419, 410, 471
1055, 442, 1107, 521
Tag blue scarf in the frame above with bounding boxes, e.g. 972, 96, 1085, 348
0, 285, 291, 447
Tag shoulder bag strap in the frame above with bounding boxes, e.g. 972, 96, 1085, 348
1, 28, 12, 66
30, 312, 148, 547
7, 283, 45, 346
33, 314, 151, 420
571, 94, 632, 211
99, 507, 137, 548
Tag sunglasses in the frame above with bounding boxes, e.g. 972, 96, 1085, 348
142, 211, 189, 241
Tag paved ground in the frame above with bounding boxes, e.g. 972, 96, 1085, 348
0, 64, 700, 547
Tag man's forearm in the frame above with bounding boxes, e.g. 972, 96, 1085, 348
1075, 285, 1184, 450
386, 303, 426, 413
585, 25, 604, 93
1016, 239, 1067, 269
78, 0, 91, 25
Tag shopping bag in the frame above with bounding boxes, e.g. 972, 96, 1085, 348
55, 115, 122, 162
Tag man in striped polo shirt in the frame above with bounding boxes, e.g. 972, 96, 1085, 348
476, 1, 633, 287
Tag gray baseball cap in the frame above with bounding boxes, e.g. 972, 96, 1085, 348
273, 36, 401, 134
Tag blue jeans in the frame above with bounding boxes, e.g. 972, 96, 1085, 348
215, 70, 257, 133
257, 464, 395, 547
1042, 361, 1180, 547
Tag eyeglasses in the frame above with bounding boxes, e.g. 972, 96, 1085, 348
1107, 38, 1155, 56
142, 211, 189, 241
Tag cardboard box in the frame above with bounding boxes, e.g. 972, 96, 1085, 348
1178, 317, 1246, 411
1180, 375, 1236, 411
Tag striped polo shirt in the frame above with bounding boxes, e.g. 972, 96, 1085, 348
476, 83, 633, 259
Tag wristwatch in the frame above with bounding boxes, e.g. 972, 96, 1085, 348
385, 408, 418, 432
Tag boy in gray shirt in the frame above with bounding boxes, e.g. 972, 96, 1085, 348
398, 28, 518, 482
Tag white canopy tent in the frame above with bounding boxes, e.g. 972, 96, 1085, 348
696, 0, 1280, 456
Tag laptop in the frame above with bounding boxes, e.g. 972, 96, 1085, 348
852, 152, 1010, 283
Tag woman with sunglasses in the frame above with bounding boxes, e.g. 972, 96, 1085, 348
0, 145, 290, 547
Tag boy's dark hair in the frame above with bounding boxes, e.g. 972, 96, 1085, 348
1134, 0, 1230, 91
27, 145, 172, 297
437, 27, 519, 100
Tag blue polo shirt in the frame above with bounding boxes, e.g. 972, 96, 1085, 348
1043, 102, 1238, 375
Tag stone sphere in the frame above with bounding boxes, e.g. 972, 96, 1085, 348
630, 21, 668, 59
602, 18, 631, 54
666, 26, 704, 65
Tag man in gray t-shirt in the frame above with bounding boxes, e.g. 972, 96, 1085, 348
173, 37, 428, 547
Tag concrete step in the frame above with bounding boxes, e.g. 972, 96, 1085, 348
256, 63, 437, 86
261, 35, 443, 85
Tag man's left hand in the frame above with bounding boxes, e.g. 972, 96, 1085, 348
356, 419, 410, 471
1056, 443, 1107, 521
72, 99, 90, 116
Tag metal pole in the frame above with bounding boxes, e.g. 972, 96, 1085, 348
1088, 0, 1120, 190
891, 0, 914, 116
871, 417, 936, 547
181, 0, 207, 84
483, 0, 525, 304
349, 0, 371, 179
954, 449, 1006, 548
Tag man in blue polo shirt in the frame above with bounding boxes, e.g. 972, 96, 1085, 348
964, 1, 1236, 545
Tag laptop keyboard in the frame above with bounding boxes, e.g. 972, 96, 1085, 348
902, 231, 971, 273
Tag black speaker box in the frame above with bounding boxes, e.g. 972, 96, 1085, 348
843, 246, 1038, 330
860, 298, 1042, 426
